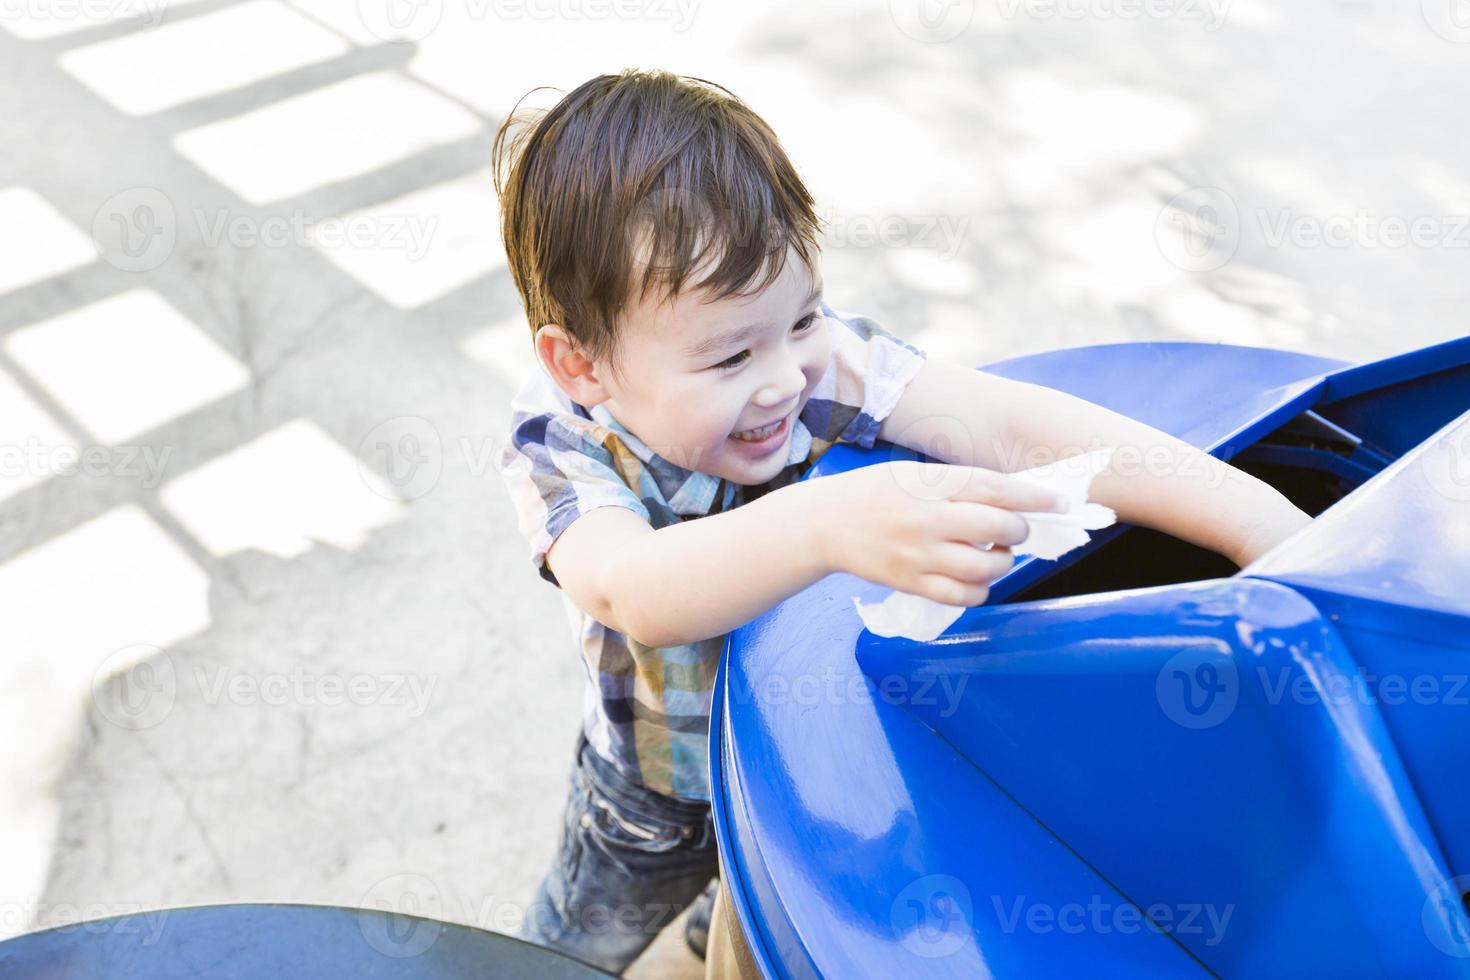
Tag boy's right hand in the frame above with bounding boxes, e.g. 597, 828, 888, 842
811, 460, 1069, 608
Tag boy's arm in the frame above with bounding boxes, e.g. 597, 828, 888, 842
555, 454, 1065, 648
880, 358, 1313, 567
546, 479, 834, 650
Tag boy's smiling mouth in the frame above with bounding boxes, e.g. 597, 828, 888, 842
728, 414, 791, 452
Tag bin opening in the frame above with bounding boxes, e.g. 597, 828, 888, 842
999, 408, 1392, 604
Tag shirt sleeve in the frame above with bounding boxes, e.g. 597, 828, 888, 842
496, 410, 652, 589
799, 303, 929, 450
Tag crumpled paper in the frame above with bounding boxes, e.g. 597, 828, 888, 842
852, 448, 1118, 642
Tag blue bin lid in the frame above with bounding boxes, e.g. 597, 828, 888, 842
713, 337, 1470, 978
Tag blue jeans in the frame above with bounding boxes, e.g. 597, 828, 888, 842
519, 733, 719, 974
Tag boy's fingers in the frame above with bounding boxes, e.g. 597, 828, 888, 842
914, 573, 991, 609
942, 501, 1031, 548
949, 466, 1066, 513
928, 542, 1015, 584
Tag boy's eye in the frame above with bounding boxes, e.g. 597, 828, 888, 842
713, 350, 750, 371
710, 313, 819, 372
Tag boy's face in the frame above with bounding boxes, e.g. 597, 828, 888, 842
547, 246, 830, 487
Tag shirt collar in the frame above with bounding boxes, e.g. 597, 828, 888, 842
587, 401, 812, 516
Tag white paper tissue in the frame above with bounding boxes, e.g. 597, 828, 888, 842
852, 448, 1118, 642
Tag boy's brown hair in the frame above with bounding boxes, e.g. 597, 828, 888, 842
491, 69, 821, 379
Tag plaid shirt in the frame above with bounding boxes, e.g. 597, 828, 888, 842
495, 303, 928, 800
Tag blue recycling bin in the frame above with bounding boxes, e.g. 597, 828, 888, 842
0, 902, 615, 978
710, 336, 1470, 977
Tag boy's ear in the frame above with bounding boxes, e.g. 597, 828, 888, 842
534, 324, 613, 407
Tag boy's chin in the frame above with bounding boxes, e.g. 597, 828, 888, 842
718, 449, 791, 487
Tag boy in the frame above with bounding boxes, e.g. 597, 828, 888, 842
492, 71, 1311, 975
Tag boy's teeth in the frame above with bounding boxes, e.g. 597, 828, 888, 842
733, 418, 781, 440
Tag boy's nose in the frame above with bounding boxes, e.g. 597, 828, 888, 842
755, 355, 809, 408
